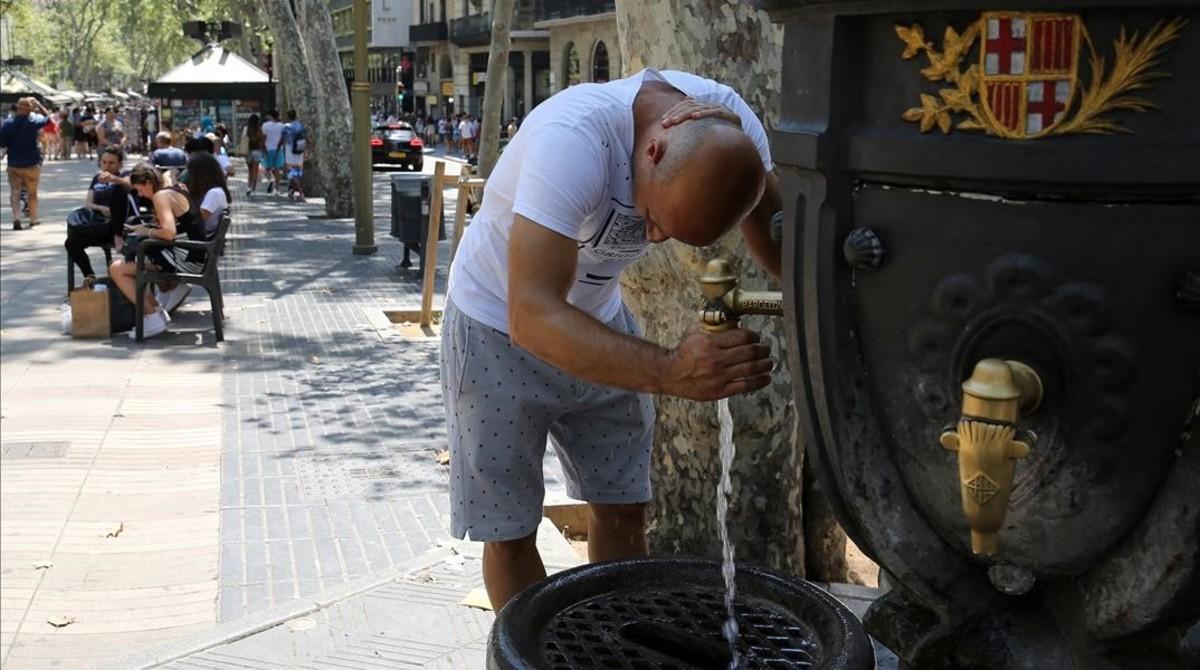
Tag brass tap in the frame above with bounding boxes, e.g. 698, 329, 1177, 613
940, 359, 1042, 556
698, 259, 784, 332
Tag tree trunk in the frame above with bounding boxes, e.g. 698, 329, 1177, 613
260, 0, 325, 198
803, 456, 850, 582
614, 0, 841, 576
299, 0, 355, 217
477, 0, 515, 178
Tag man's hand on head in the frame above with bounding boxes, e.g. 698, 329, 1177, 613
661, 323, 774, 400
661, 98, 742, 129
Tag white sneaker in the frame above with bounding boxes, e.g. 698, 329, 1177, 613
130, 308, 169, 339
157, 284, 192, 314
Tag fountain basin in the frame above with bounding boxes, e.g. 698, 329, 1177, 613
487, 557, 874, 670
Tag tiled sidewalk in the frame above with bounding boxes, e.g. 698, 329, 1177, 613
1, 158, 223, 669
212, 170, 573, 622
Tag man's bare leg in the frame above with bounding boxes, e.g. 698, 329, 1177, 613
483, 532, 546, 612
588, 502, 648, 562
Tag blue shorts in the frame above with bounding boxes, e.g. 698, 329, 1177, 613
263, 149, 285, 169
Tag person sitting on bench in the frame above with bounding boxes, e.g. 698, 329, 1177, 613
151, 151, 230, 314
65, 147, 132, 285
107, 164, 208, 339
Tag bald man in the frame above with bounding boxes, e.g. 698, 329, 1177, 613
442, 68, 782, 609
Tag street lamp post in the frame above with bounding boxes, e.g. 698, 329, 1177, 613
351, 0, 376, 255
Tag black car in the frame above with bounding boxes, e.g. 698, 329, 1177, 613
371, 123, 425, 171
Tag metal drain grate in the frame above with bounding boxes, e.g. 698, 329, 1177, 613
1, 442, 69, 459
294, 450, 442, 501
542, 586, 820, 669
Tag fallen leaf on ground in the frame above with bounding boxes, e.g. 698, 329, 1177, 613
102, 522, 124, 538
461, 588, 493, 611
47, 616, 75, 628
112, 412, 124, 418
32, 560, 54, 570
405, 571, 437, 584
435, 450, 451, 465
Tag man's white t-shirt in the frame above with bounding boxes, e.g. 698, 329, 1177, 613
447, 68, 772, 334
460, 120, 475, 140
199, 187, 229, 234
262, 120, 285, 151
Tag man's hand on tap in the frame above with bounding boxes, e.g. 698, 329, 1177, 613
660, 323, 774, 401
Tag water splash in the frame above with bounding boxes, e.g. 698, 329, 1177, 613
716, 397, 740, 669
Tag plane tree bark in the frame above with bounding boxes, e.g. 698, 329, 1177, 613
614, 0, 849, 580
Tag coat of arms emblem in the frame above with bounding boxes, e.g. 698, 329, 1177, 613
895, 13, 1187, 139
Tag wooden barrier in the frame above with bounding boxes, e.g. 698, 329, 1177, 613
420, 161, 446, 328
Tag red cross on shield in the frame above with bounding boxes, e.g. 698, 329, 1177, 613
979, 12, 1080, 138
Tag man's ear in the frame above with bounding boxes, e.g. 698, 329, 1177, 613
646, 136, 667, 167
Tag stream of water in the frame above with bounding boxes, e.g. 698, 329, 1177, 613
716, 397, 740, 669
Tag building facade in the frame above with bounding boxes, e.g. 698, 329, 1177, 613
330, 0, 618, 121
329, 0, 416, 116
535, 0, 619, 96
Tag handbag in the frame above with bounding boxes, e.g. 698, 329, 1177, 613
236, 130, 249, 156
69, 287, 109, 338
67, 207, 105, 228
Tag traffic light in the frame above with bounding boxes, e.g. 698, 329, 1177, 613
396, 82, 406, 102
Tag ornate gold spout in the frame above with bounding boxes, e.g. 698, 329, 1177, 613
940, 359, 1042, 556
698, 259, 784, 332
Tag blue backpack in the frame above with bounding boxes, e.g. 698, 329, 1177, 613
291, 123, 307, 154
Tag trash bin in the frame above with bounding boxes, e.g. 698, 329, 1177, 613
389, 173, 445, 270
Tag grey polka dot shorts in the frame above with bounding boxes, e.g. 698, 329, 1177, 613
440, 300, 655, 542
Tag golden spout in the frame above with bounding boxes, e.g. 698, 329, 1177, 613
698, 259, 784, 332
940, 359, 1041, 556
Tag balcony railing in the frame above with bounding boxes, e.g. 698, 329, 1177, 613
534, 0, 615, 23
449, 12, 491, 47
409, 21, 448, 43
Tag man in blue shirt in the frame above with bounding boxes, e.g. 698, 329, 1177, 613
0, 97, 51, 229
149, 132, 187, 167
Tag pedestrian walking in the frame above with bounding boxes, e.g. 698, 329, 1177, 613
97, 108, 128, 151
261, 110, 286, 194
40, 109, 59, 160
1, 97, 51, 229
282, 110, 306, 202
438, 116, 449, 152
441, 68, 780, 611
58, 110, 75, 160
242, 113, 266, 196
72, 107, 90, 158
83, 106, 100, 157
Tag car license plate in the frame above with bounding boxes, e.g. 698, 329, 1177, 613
389, 151, 406, 158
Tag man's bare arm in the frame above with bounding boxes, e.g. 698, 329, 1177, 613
739, 170, 783, 279
508, 215, 773, 400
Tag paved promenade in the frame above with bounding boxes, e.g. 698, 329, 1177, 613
1, 157, 223, 668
